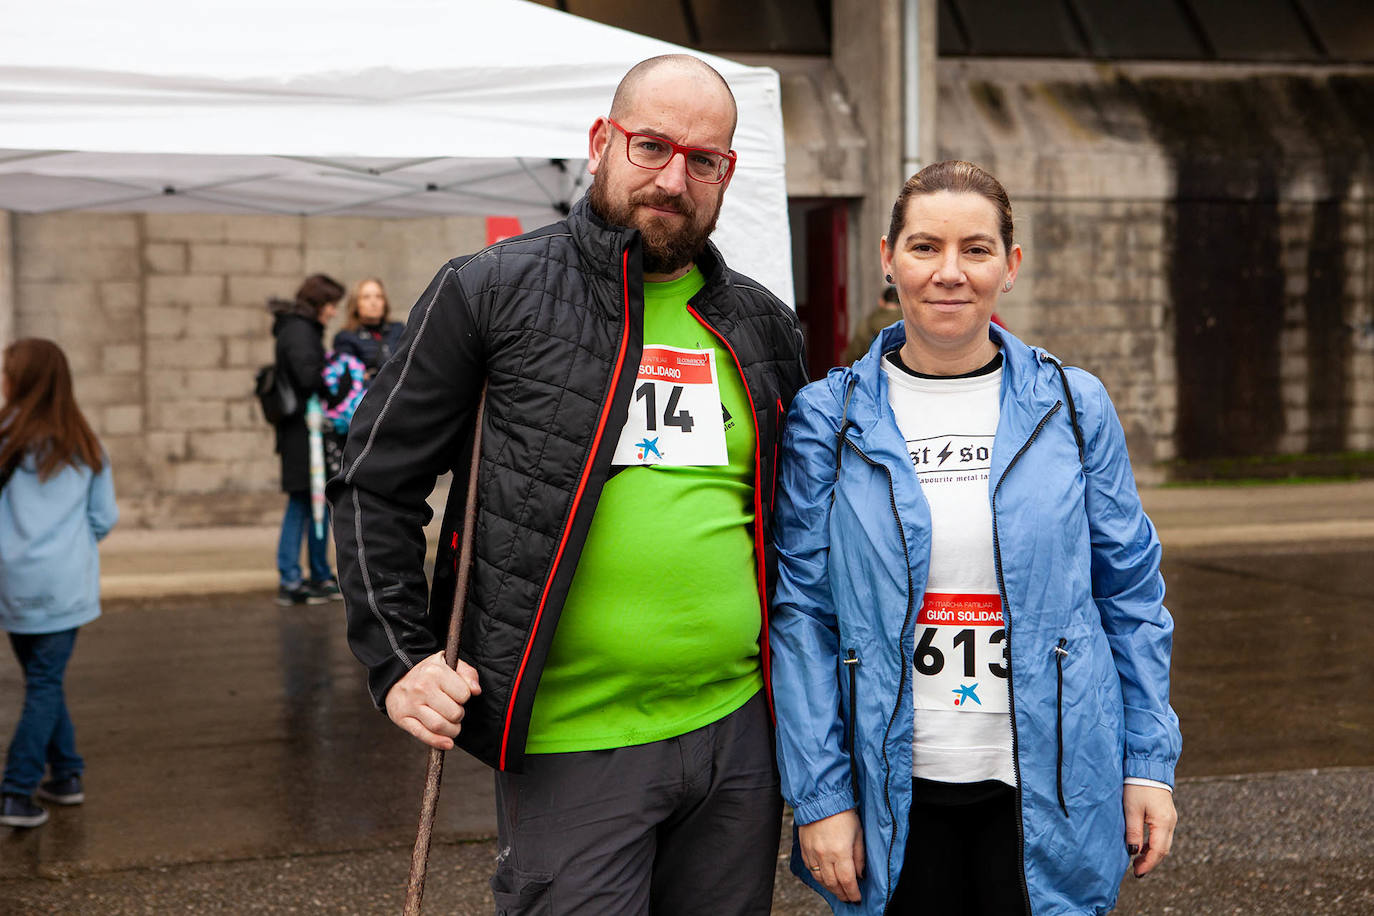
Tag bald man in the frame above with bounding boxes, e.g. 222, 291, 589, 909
331, 55, 807, 913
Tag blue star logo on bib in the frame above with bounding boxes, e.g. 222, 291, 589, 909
952, 683, 981, 707
635, 437, 662, 461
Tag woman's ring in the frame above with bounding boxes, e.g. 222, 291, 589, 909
809, 865, 823, 871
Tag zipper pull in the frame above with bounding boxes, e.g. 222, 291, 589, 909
842, 647, 862, 810
1053, 637, 1068, 658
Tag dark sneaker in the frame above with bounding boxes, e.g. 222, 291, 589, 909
0, 794, 48, 828
276, 583, 317, 607
309, 579, 343, 602
36, 775, 83, 806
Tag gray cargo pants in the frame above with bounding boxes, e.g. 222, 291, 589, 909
490, 691, 781, 915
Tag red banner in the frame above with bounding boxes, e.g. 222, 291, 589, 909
485, 216, 522, 245
917, 593, 1004, 626
637, 347, 713, 384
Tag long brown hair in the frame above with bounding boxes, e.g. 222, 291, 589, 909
0, 338, 103, 480
342, 276, 391, 332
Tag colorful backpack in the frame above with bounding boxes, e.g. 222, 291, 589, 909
321, 351, 368, 435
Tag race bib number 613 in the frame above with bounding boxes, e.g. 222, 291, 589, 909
912, 592, 1010, 713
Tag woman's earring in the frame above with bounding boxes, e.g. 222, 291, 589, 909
1004, 280, 1013, 291
885, 274, 893, 284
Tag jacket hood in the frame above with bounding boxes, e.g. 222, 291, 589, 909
267, 296, 313, 318
270, 298, 323, 337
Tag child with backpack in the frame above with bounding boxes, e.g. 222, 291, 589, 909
0, 338, 118, 828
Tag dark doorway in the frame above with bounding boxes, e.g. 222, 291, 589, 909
791, 198, 852, 380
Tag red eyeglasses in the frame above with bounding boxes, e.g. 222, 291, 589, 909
606, 118, 737, 184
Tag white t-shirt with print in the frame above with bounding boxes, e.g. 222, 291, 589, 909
883, 352, 1015, 787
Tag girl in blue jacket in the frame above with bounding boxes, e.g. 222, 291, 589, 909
0, 338, 118, 828
771, 161, 1180, 914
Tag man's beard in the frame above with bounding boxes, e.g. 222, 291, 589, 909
587, 175, 722, 275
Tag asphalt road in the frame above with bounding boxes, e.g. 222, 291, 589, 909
2, 536, 1371, 914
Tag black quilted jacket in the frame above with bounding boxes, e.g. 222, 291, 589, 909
329, 198, 808, 772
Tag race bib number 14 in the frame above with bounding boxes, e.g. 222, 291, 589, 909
611, 345, 728, 467
911, 592, 1010, 713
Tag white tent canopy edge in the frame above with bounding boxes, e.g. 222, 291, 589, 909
0, 0, 794, 303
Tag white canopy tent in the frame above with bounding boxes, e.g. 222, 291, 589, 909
0, 0, 794, 302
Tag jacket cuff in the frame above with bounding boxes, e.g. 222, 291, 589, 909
367, 655, 418, 711
790, 787, 857, 826
1124, 756, 1175, 788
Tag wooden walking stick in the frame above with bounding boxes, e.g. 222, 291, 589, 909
404, 387, 487, 916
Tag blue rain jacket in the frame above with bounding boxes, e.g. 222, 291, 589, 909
770, 324, 1180, 915
0, 450, 118, 634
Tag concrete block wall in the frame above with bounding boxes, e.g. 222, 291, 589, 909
1015, 200, 1176, 470
11, 210, 485, 528
1341, 193, 1373, 452
13, 212, 151, 508
1277, 200, 1317, 456
936, 59, 1374, 473
1270, 180, 1372, 458
933, 60, 1181, 473
136, 213, 299, 528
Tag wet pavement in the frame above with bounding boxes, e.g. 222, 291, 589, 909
1, 490, 1372, 913
0, 593, 496, 881
1165, 541, 1374, 778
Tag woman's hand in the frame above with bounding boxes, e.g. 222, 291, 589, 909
798, 809, 865, 903
1123, 784, 1177, 878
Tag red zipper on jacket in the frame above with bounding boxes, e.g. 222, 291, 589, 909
686, 305, 774, 723
771, 398, 782, 513
498, 249, 633, 770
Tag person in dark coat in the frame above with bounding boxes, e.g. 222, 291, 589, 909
332, 277, 404, 383
330, 55, 807, 913
270, 274, 344, 606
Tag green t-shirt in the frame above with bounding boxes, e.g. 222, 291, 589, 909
524, 266, 762, 753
